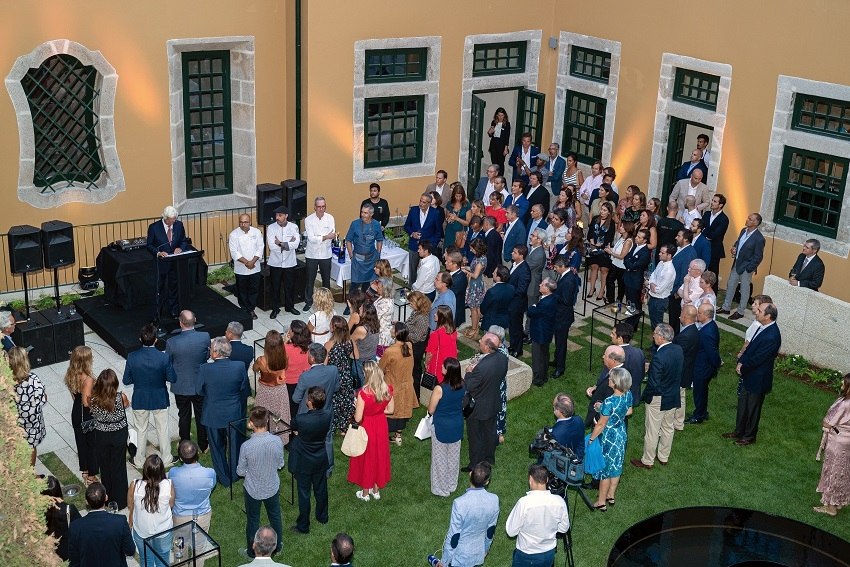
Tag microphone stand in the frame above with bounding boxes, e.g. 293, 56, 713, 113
153, 241, 169, 339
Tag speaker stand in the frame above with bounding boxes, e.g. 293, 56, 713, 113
21, 272, 32, 318
52, 267, 62, 312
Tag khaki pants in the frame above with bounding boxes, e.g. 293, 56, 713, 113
673, 387, 687, 430
641, 395, 676, 465
132, 408, 173, 465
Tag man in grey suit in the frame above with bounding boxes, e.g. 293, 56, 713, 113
463, 333, 508, 471
166, 310, 211, 452
718, 213, 766, 319
524, 228, 547, 338
292, 343, 340, 476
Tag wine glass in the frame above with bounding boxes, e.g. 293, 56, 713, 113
107, 501, 118, 514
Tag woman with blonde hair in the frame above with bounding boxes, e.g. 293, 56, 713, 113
10, 346, 47, 466
365, 260, 393, 304
90, 368, 130, 509
380, 322, 417, 446
325, 315, 358, 433
347, 361, 394, 501
405, 290, 432, 399
253, 330, 290, 435
65, 345, 99, 484
307, 287, 335, 344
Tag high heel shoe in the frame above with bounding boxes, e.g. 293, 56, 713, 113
369, 488, 381, 501
606, 498, 616, 506
593, 503, 607, 512
355, 490, 370, 502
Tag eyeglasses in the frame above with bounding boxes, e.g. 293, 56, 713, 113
315, 205, 327, 209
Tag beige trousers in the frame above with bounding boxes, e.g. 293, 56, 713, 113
673, 387, 687, 430
641, 395, 676, 465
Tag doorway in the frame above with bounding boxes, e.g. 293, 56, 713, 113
467, 87, 545, 190
661, 117, 713, 205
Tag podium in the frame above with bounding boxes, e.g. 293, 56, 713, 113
158, 249, 205, 313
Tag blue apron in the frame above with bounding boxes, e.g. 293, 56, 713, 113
351, 220, 380, 283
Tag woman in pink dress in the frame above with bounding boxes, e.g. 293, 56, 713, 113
347, 361, 394, 501
815, 374, 850, 516
424, 305, 458, 384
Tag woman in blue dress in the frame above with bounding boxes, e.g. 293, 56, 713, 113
346, 203, 385, 292
587, 367, 633, 511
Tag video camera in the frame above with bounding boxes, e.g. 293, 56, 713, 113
529, 427, 585, 490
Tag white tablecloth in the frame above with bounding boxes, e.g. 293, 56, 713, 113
330, 243, 410, 287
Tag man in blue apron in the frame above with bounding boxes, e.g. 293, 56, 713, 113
346, 203, 385, 297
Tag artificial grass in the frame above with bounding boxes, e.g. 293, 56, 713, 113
44, 321, 850, 566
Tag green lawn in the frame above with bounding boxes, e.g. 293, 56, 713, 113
44, 323, 850, 566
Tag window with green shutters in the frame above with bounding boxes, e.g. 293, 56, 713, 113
365, 48, 427, 83
563, 91, 607, 165
472, 42, 526, 76
569, 46, 611, 84
20, 54, 104, 192
792, 93, 850, 140
775, 147, 847, 238
364, 96, 425, 167
182, 51, 233, 198
673, 68, 720, 110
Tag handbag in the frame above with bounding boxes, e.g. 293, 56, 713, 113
455, 229, 467, 249
584, 433, 605, 475
414, 414, 433, 440
350, 351, 365, 390
462, 392, 476, 418
421, 335, 440, 391
341, 423, 369, 457
79, 401, 97, 434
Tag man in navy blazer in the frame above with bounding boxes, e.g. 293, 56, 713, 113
292, 344, 340, 476
199, 337, 250, 486
508, 132, 540, 186
611, 323, 645, 407
669, 229, 698, 333
719, 213, 766, 319
788, 239, 826, 292
482, 216, 503, 278
446, 252, 468, 328
475, 164, 499, 201
506, 249, 531, 357
724, 303, 781, 445
551, 258, 579, 379
480, 266, 514, 331
403, 193, 444, 280
123, 323, 176, 467
527, 279, 558, 386
146, 205, 190, 318
632, 324, 683, 469
166, 310, 211, 452
672, 306, 700, 430
501, 207, 527, 264
226, 321, 254, 414
523, 172, 551, 222
690, 219, 712, 267
0, 311, 16, 352
623, 232, 651, 329
68, 483, 135, 567
674, 149, 709, 183
688, 304, 721, 424
289, 385, 333, 534
701, 194, 729, 291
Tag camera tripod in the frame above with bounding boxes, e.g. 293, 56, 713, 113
549, 480, 595, 567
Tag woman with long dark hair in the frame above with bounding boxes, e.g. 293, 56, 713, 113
445, 182, 472, 249
605, 221, 635, 304
586, 202, 616, 300
380, 322, 417, 445
325, 315, 358, 434
487, 107, 511, 175
427, 357, 465, 496
424, 306, 458, 384
253, 330, 290, 435
127, 454, 174, 567
285, 320, 312, 422
89, 368, 130, 509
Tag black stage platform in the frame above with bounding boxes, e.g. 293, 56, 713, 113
76, 286, 252, 358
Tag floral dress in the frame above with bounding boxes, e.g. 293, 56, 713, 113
598, 391, 633, 479
328, 340, 356, 433
15, 372, 47, 448
465, 256, 487, 308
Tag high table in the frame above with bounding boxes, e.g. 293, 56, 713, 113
330, 242, 410, 287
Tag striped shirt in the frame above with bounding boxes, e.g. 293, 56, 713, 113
236, 431, 284, 500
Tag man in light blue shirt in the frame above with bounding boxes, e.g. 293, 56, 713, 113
429, 271, 457, 331
169, 440, 216, 527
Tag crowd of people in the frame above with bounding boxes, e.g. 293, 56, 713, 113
5, 128, 846, 566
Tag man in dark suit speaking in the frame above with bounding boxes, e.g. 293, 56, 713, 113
289, 385, 333, 534
463, 333, 508, 471
724, 303, 781, 446
293, 343, 340, 477
147, 205, 190, 318
788, 238, 825, 292
68, 482, 135, 567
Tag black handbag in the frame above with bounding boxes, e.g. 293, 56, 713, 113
462, 392, 476, 418
421, 371, 438, 391
350, 353, 365, 390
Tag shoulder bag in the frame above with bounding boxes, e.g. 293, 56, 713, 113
421, 336, 439, 391
584, 433, 605, 475
341, 423, 368, 457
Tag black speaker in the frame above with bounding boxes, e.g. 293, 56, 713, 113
282, 179, 308, 223
257, 183, 284, 226
11, 311, 55, 368
255, 272, 278, 311
41, 220, 75, 268
41, 307, 85, 363
292, 259, 307, 303
7, 225, 43, 274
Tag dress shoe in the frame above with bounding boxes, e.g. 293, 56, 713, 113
630, 458, 653, 469
721, 432, 739, 439
303, 302, 313, 311
460, 466, 472, 473
522, 337, 532, 345
550, 371, 563, 379
685, 417, 705, 425
290, 525, 309, 535
128, 456, 139, 468
270, 309, 280, 319
512, 350, 523, 358
532, 380, 547, 387
250, 310, 258, 320
287, 308, 301, 315
716, 308, 730, 314
728, 312, 743, 320
658, 460, 668, 466
734, 439, 755, 446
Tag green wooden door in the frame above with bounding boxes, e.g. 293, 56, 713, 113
516, 88, 546, 148
661, 116, 688, 205
468, 94, 486, 190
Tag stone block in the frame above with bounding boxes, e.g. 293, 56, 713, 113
419, 354, 533, 407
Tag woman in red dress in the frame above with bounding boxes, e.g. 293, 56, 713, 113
347, 361, 394, 501
424, 305, 458, 384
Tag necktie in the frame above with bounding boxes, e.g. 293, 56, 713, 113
167, 226, 173, 244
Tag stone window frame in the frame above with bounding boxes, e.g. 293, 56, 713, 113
456, 30, 542, 189
167, 37, 255, 215
647, 54, 732, 195
760, 75, 850, 257
353, 37, 441, 184
553, 32, 621, 168
5, 39, 123, 208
